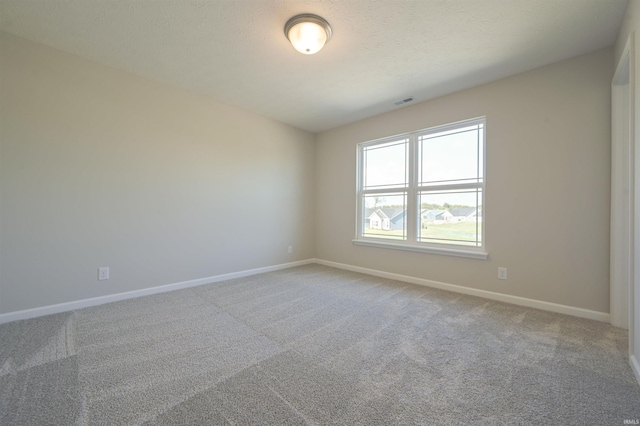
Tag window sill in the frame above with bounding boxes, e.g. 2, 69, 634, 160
352, 239, 489, 260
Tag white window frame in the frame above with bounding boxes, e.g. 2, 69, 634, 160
354, 117, 488, 260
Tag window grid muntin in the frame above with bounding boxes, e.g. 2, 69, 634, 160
362, 138, 409, 191
418, 188, 483, 247
418, 122, 484, 187
361, 192, 408, 240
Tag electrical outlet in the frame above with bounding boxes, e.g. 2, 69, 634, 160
98, 267, 110, 281
498, 267, 508, 280
288, 245, 293, 254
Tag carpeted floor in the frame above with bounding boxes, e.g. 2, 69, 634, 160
1, 264, 639, 425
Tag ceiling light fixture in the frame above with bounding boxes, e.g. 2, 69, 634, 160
284, 14, 332, 55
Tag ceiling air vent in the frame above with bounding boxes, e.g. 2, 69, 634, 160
394, 96, 414, 106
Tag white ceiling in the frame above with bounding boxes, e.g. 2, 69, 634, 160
0, 0, 629, 133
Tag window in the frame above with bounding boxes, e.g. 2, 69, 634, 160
355, 117, 486, 259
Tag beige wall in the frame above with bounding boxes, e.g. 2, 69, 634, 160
0, 30, 616, 317
0, 32, 316, 314
316, 48, 613, 313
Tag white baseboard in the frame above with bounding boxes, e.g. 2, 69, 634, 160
631, 355, 640, 387
0, 257, 611, 325
314, 259, 610, 323
0, 259, 315, 324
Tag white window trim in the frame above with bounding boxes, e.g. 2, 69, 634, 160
354, 117, 487, 259
352, 239, 488, 259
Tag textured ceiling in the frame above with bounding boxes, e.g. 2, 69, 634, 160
0, 0, 629, 133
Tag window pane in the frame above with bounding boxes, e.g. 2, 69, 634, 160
362, 193, 407, 240
419, 124, 483, 186
418, 189, 482, 246
363, 139, 408, 190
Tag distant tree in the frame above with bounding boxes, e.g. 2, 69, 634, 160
419, 202, 476, 210
420, 203, 441, 210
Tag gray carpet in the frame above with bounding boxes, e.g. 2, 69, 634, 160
1, 264, 639, 425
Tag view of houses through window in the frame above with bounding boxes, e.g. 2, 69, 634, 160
357, 118, 484, 250
363, 196, 482, 246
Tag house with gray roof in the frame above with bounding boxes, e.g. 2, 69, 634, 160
367, 208, 406, 231
421, 209, 453, 225
449, 207, 479, 222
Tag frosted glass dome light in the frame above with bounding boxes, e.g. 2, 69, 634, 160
285, 14, 332, 55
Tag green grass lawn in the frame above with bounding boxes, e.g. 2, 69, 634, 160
364, 220, 481, 246
421, 220, 481, 245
